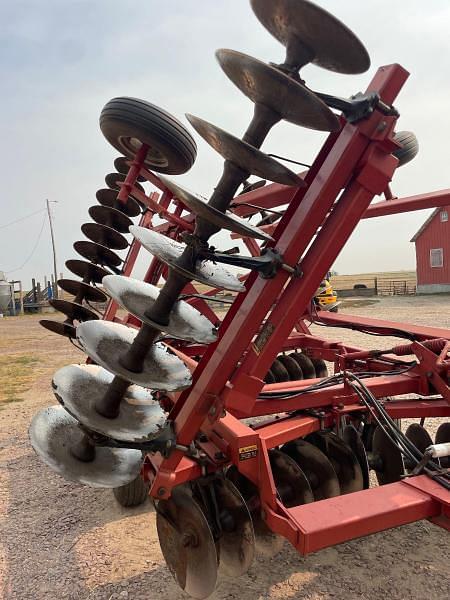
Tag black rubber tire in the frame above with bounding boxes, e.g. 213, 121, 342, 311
100, 97, 197, 175
113, 475, 150, 507
392, 131, 419, 167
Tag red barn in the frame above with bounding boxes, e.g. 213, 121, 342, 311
411, 206, 450, 293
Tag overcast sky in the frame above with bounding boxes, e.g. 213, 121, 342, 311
1, 0, 450, 286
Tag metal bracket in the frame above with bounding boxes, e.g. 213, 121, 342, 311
200, 247, 302, 279
316, 91, 399, 123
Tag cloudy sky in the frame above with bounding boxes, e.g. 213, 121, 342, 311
1, 0, 450, 286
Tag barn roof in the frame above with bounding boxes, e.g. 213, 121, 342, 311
410, 208, 441, 242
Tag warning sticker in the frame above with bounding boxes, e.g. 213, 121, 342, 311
238, 445, 258, 461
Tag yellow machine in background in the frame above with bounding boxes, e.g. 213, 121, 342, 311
315, 274, 340, 312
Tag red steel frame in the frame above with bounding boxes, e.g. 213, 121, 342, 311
105, 63, 450, 552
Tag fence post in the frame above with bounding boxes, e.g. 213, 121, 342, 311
374, 277, 378, 296
19, 281, 24, 315
32, 278, 37, 304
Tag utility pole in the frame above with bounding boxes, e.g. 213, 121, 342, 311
46, 199, 58, 299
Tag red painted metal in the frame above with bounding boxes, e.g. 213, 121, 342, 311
97, 62, 450, 552
286, 477, 444, 554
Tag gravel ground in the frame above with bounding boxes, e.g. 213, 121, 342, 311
0, 296, 449, 600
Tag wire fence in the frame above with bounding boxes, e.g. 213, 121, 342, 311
334, 276, 417, 296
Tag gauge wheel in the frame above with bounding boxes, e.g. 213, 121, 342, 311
113, 474, 150, 507
100, 97, 197, 174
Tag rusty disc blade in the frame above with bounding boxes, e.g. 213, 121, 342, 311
264, 368, 276, 384
250, 0, 370, 74
76, 320, 192, 391
40, 319, 77, 339
29, 405, 143, 488
309, 357, 328, 378
57, 279, 107, 303
186, 114, 303, 187
114, 157, 146, 181
96, 188, 141, 218
216, 49, 339, 132
270, 358, 290, 382
81, 222, 129, 251
226, 466, 284, 558
282, 438, 340, 500
88, 205, 133, 234
270, 449, 314, 507
277, 355, 303, 380
103, 275, 218, 344
405, 423, 433, 456
214, 478, 255, 577
159, 175, 273, 241
66, 259, 110, 284
371, 426, 405, 485
305, 431, 364, 493
156, 486, 218, 599
343, 424, 370, 489
130, 226, 245, 292
435, 422, 450, 468
289, 352, 316, 379
105, 172, 146, 193
53, 364, 166, 442
49, 299, 99, 322
73, 240, 122, 269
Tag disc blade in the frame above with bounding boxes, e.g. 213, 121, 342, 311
226, 466, 284, 558
216, 49, 339, 132
66, 259, 110, 284
270, 358, 290, 382
114, 157, 146, 181
52, 364, 166, 442
277, 355, 303, 380
343, 424, 370, 489
156, 486, 218, 599
405, 423, 433, 455
305, 431, 364, 493
250, 0, 370, 74
214, 479, 255, 577
281, 439, 340, 500
371, 426, 405, 485
270, 448, 314, 507
57, 279, 107, 303
81, 223, 129, 250
40, 319, 77, 339
76, 320, 192, 391
29, 406, 143, 488
49, 299, 99, 322
289, 352, 316, 379
435, 422, 450, 468
264, 368, 276, 384
96, 188, 141, 218
309, 357, 328, 378
130, 226, 245, 292
186, 114, 304, 187
158, 175, 273, 241
102, 275, 218, 344
73, 240, 122, 269
88, 205, 133, 234
105, 172, 145, 193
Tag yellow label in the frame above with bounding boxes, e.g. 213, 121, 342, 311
238, 445, 258, 461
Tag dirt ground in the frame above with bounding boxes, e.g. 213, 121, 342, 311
0, 296, 449, 600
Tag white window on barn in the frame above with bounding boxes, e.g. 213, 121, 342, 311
430, 248, 443, 268
440, 210, 448, 222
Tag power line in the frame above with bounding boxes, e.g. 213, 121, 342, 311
0, 208, 46, 230
5, 213, 47, 273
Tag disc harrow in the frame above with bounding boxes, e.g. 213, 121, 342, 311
29, 1, 449, 598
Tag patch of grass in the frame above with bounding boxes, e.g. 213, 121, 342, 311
0, 354, 40, 407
